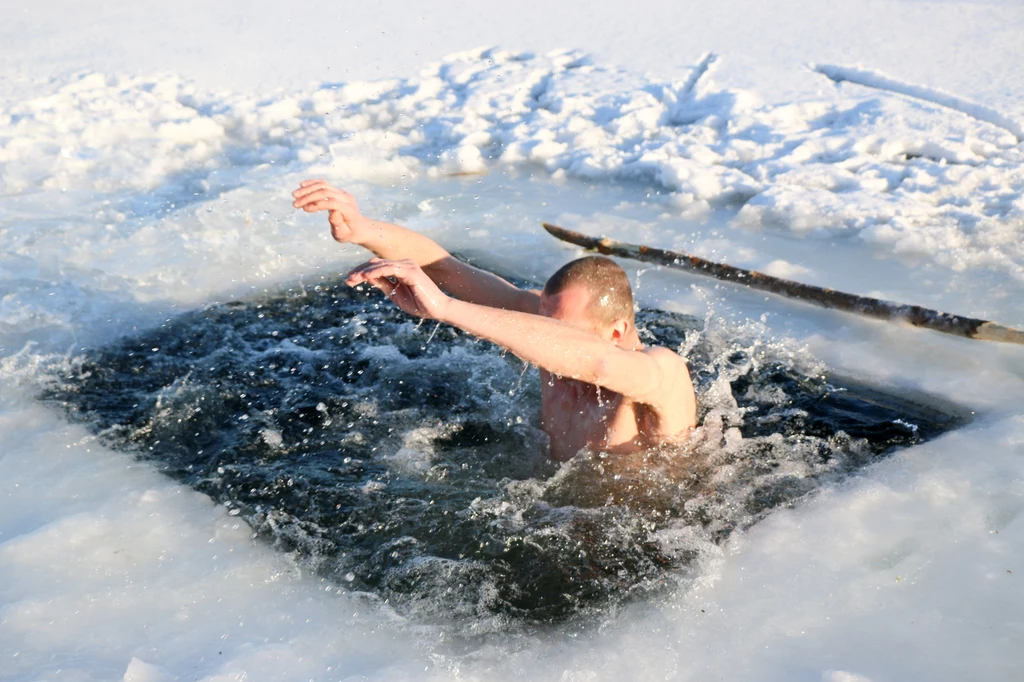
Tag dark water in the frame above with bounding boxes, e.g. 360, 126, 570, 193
42, 276, 965, 631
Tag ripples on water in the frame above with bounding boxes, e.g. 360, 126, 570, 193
42, 276, 965, 634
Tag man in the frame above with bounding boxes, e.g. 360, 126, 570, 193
292, 179, 697, 461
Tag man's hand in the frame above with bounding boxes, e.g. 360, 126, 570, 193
295, 182, 541, 316
346, 258, 452, 321
292, 179, 371, 244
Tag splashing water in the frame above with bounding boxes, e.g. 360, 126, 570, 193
41, 275, 965, 639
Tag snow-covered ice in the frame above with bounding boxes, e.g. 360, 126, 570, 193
1, 1, 1022, 680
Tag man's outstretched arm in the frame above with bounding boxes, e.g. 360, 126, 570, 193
443, 298, 667, 402
293, 180, 539, 314
346, 259, 667, 405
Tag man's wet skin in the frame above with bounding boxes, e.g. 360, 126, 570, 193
291, 179, 697, 459
537, 284, 695, 460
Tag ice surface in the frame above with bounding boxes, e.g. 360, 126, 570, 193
1, 1, 1023, 680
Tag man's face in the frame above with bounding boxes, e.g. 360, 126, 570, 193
539, 285, 608, 338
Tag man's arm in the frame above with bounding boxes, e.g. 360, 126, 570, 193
346, 259, 669, 406
293, 180, 539, 314
443, 298, 668, 403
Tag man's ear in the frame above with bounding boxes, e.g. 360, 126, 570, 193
609, 318, 630, 344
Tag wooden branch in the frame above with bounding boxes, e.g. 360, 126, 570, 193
542, 222, 1024, 346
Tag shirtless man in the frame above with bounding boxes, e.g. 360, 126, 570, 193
292, 180, 697, 461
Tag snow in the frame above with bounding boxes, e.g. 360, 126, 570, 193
6, 48, 1022, 283
1, 0, 1023, 680
0, 400, 438, 682
812, 63, 1024, 141
3, 1, 1023, 108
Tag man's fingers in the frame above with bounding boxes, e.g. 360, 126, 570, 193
367, 274, 400, 294
291, 181, 326, 199
343, 259, 435, 319
345, 260, 407, 286
354, 274, 402, 300
293, 187, 340, 208
347, 262, 401, 282
363, 275, 422, 315
293, 188, 356, 212
299, 198, 342, 213
296, 195, 335, 211
292, 180, 337, 201
294, 179, 327, 194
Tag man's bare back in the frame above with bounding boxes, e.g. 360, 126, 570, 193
291, 180, 697, 459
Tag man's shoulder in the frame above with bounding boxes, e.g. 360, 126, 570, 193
639, 344, 692, 387
641, 344, 688, 367
640, 345, 696, 427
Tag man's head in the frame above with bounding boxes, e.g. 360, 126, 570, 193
540, 256, 636, 345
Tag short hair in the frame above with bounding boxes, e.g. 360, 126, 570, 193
542, 256, 635, 327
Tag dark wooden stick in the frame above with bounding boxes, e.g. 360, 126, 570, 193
542, 222, 1024, 346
